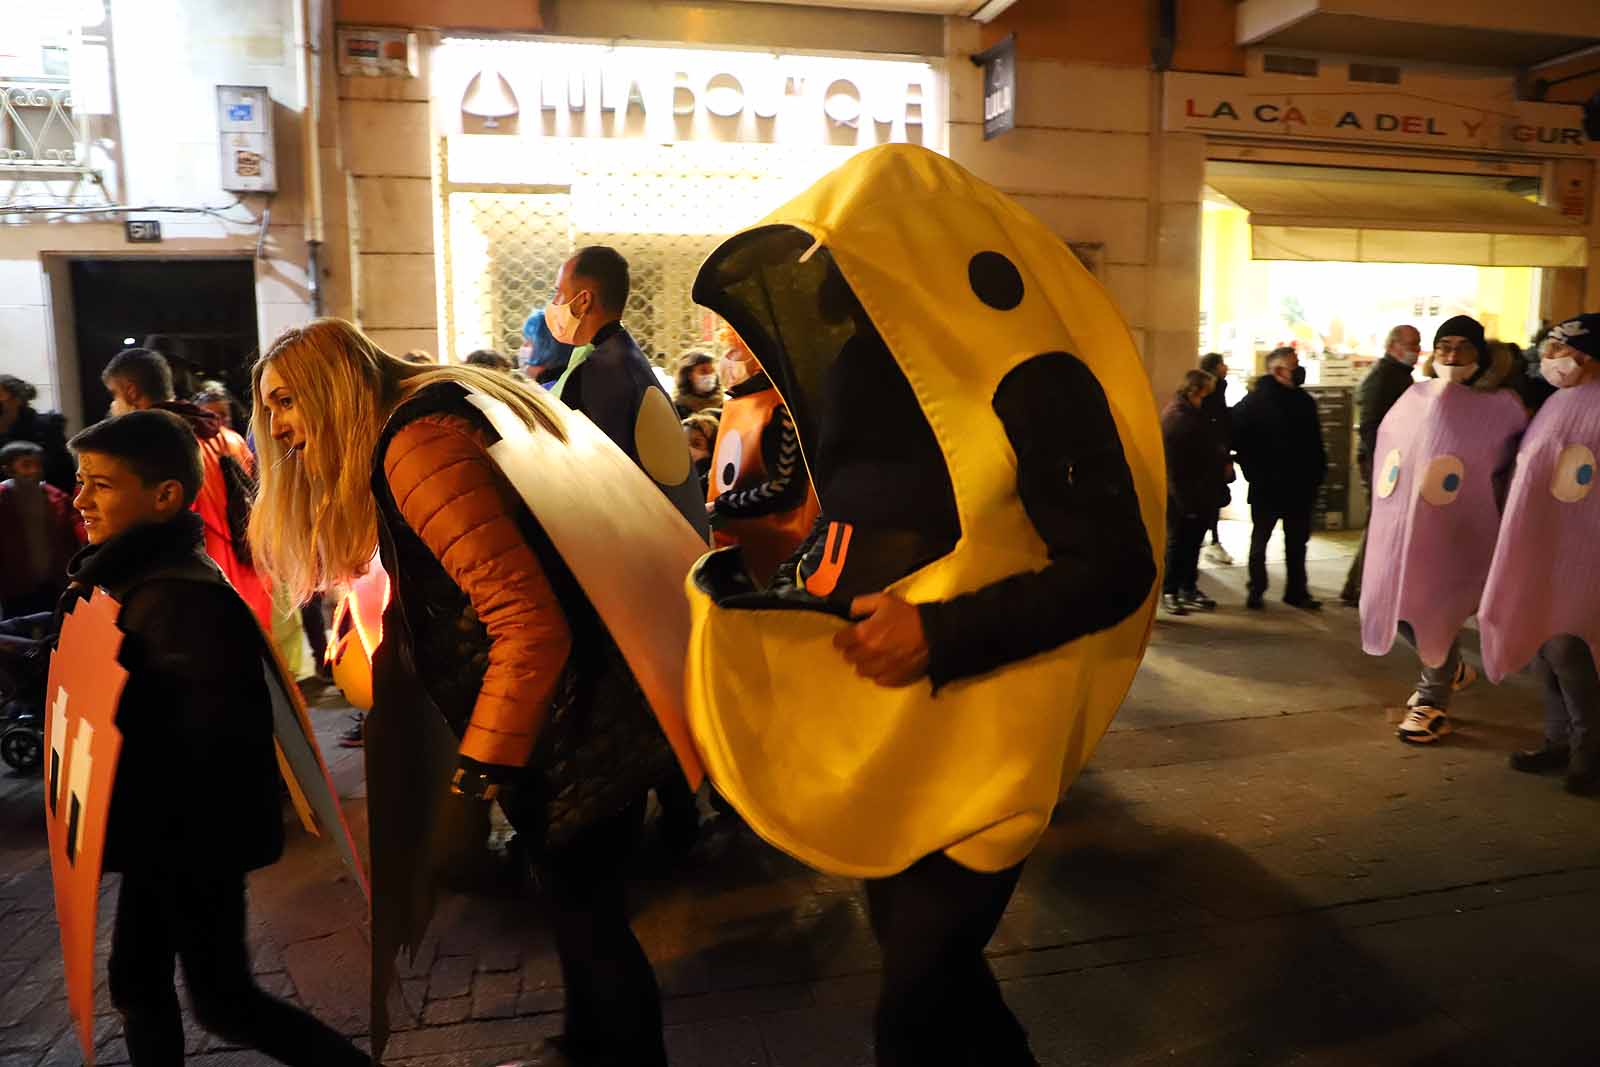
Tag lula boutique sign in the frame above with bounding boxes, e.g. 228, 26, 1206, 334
1165, 73, 1591, 158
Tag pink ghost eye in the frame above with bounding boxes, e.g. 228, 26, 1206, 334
1376, 449, 1403, 499
1419, 455, 1465, 507
1551, 444, 1596, 504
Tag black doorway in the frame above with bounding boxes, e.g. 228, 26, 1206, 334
70, 258, 258, 425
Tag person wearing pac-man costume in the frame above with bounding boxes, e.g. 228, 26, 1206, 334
706, 320, 820, 586
1359, 315, 1527, 744
686, 144, 1163, 1066
1481, 314, 1600, 795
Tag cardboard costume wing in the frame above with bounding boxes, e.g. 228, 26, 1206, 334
44, 588, 127, 1066
263, 638, 368, 893
686, 144, 1164, 877
465, 390, 706, 788
1479, 378, 1600, 681
1358, 380, 1526, 668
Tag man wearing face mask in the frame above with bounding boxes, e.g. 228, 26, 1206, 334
546, 246, 709, 539
1342, 325, 1421, 605
1359, 315, 1526, 743
1231, 346, 1327, 611
1481, 313, 1600, 793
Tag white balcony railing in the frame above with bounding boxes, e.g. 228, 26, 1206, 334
1, 79, 87, 172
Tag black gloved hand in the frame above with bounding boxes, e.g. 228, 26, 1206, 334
450, 754, 519, 800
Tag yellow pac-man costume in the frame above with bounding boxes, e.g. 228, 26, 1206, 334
686, 144, 1165, 878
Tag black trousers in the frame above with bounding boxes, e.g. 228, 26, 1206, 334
299, 593, 328, 666
865, 853, 1037, 1067
108, 870, 369, 1067
513, 795, 666, 1067
1248, 501, 1313, 601
1342, 471, 1372, 602
1163, 510, 1209, 595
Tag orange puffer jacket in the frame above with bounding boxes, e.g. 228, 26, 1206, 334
382, 412, 573, 768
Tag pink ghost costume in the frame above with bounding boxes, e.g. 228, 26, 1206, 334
1479, 378, 1600, 681
1359, 378, 1526, 669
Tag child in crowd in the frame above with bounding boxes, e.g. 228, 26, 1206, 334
0, 440, 84, 618
62, 410, 368, 1066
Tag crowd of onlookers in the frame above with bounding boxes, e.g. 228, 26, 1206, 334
1158, 314, 1598, 794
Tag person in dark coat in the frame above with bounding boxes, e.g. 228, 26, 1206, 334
0, 375, 75, 494
1340, 324, 1419, 605
1160, 370, 1224, 615
0, 441, 83, 618
1231, 346, 1327, 611
62, 410, 368, 1067
1197, 352, 1234, 564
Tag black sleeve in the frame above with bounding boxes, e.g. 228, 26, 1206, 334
1355, 373, 1381, 462
1161, 413, 1203, 517
1229, 398, 1255, 474
713, 404, 808, 519
116, 582, 273, 754
917, 355, 1156, 688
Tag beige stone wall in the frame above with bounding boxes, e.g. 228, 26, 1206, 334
944, 20, 1203, 399
334, 31, 441, 358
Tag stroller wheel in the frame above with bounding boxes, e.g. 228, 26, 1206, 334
0, 725, 43, 774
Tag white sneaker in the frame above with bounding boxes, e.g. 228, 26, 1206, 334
1203, 543, 1234, 566
1406, 660, 1479, 707
1397, 706, 1453, 744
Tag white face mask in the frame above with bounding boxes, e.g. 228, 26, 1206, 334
1435, 362, 1475, 384
545, 293, 585, 345
691, 373, 719, 396
719, 356, 751, 388
1541, 356, 1583, 389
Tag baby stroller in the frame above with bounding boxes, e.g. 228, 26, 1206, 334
0, 613, 51, 774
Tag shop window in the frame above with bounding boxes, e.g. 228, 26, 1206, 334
1263, 54, 1319, 78
1349, 63, 1401, 85
440, 138, 863, 366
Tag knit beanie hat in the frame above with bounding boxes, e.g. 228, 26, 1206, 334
1547, 314, 1600, 359
1434, 315, 1486, 362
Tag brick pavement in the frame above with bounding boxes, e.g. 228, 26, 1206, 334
1, 526, 1596, 1066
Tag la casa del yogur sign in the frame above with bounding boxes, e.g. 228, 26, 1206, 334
1165, 72, 1591, 157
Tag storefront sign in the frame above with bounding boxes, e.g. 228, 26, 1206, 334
438, 41, 935, 147
974, 34, 1016, 140
1165, 73, 1592, 158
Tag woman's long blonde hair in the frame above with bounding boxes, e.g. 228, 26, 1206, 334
248, 317, 564, 602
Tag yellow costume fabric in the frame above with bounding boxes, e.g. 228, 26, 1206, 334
685, 144, 1165, 877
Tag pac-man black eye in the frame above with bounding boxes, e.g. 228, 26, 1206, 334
968, 251, 1024, 311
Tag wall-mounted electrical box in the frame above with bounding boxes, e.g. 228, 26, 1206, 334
216, 85, 276, 193
337, 27, 419, 78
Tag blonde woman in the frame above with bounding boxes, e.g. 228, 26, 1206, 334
248, 318, 678, 1066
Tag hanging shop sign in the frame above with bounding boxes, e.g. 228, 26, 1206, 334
1165, 73, 1592, 158
973, 34, 1016, 140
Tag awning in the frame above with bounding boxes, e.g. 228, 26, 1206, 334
1207, 162, 1588, 268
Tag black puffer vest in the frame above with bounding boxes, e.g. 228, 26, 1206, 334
368, 383, 677, 849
